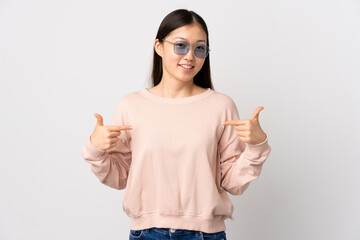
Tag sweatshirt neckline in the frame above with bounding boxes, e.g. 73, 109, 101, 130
139, 87, 214, 105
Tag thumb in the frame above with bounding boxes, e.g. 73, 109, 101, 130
251, 106, 264, 121
93, 113, 104, 126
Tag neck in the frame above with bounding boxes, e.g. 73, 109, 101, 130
154, 79, 197, 98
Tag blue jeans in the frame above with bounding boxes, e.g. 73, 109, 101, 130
129, 227, 226, 240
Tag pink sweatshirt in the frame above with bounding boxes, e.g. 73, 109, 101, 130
81, 88, 271, 233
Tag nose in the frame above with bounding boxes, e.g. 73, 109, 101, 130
184, 46, 195, 61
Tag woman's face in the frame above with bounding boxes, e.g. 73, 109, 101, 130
155, 23, 207, 84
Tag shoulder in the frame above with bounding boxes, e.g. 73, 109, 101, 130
210, 89, 238, 109
115, 89, 143, 106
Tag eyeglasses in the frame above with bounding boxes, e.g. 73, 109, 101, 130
162, 38, 210, 58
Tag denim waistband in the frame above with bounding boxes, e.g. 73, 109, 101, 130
151, 227, 201, 236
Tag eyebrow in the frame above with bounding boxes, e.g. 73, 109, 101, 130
174, 37, 206, 43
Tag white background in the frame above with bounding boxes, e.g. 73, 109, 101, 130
1, 0, 359, 239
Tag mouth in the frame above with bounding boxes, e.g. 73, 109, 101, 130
178, 64, 194, 69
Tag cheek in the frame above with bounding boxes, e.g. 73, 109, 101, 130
195, 60, 206, 71
163, 54, 182, 68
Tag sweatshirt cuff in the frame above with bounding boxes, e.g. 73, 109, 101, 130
244, 135, 270, 159
84, 136, 107, 158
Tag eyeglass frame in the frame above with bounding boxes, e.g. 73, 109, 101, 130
161, 38, 211, 58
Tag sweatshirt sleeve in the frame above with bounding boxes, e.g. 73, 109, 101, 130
80, 99, 132, 190
218, 99, 271, 195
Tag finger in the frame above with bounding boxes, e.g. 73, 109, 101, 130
94, 113, 104, 126
107, 131, 122, 138
107, 125, 133, 131
236, 131, 246, 137
109, 137, 119, 144
109, 142, 117, 149
234, 125, 248, 131
239, 136, 247, 142
251, 106, 264, 121
223, 120, 247, 126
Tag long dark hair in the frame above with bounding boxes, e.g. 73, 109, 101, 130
150, 9, 214, 90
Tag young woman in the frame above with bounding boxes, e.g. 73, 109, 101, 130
81, 9, 271, 240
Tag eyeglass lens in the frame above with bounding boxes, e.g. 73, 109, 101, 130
174, 41, 208, 58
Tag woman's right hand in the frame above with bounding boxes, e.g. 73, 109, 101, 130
90, 113, 133, 151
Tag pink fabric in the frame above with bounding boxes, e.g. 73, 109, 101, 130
81, 88, 271, 233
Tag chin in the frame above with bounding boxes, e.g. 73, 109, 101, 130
178, 76, 195, 82
178, 73, 198, 81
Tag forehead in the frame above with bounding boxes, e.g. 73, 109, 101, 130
168, 24, 207, 42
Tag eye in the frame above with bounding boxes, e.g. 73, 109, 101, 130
196, 45, 206, 50
175, 42, 187, 49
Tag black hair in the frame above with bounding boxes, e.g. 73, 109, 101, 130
150, 9, 214, 90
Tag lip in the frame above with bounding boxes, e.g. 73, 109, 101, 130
178, 64, 194, 72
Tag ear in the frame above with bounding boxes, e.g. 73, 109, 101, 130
154, 39, 163, 58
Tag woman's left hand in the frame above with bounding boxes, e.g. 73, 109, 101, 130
223, 106, 267, 145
